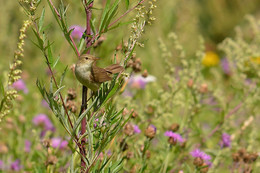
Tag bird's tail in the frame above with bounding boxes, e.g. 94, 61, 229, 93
105, 64, 124, 74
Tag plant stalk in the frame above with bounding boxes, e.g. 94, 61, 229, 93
80, 1, 94, 172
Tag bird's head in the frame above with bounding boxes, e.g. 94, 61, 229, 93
78, 54, 99, 66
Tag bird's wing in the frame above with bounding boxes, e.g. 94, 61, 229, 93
92, 62, 112, 82
104, 64, 124, 74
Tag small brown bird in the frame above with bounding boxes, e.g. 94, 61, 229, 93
75, 54, 124, 91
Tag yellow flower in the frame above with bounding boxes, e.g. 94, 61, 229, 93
250, 56, 260, 65
202, 51, 220, 67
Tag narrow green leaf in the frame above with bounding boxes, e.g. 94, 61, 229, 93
59, 66, 68, 87
125, 0, 129, 9
72, 97, 98, 135
38, 8, 45, 33
32, 29, 44, 49
47, 41, 53, 66
86, 120, 94, 161
52, 55, 60, 69
0, 80, 5, 96
98, 0, 111, 32
53, 86, 65, 97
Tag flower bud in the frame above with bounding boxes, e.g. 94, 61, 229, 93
168, 137, 177, 145
142, 69, 148, 78
199, 83, 208, 93
65, 100, 77, 113
146, 105, 154, 115
232, 153, 240, 162
145, 125, 156, 139
249, 152, 258, 162
187, 79, 193, 88
127, 151, 134, 159
243, 153, 251, 163
67, 88, 77, 100
122, 108, 129, 116
42, 139, 51, 148
131, 109, 138, 118
124, 123, 134, 136
45, 155, 58, 165
169, 123, 179, 132
193, 157, 203, 167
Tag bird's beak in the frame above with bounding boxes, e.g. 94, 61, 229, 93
92, 57, 100, 61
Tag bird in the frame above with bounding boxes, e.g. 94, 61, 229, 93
75, 54, 124, 91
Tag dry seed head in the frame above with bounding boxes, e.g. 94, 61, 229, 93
249, 152, 258, 162
124, 123, 134, 136
145, 125, 156, 139
169, 123, 180, 132
65, 100, 77, 113
131, 109, 138, 118
193, 157, 204, 167
45, 155, 58, 165
199, 83, 208, 93
126, 151, 134, 159
168, 137, 177, 146
67, 88, 77, 100
232, 153, 240, 162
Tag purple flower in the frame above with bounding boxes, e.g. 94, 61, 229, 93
32, 114, 55, 137
12, 79, 28, 94
69, 25, 85, 40
10, 160, 22, 171
190, 149, 211, 161
221, 58, 231, 75
0, 160, 3, 170
24, 140, 31, 153
164, 131, 184, 143
128, 75, 156, 89
220, 133, 231, 148
51, 138, 68, 149
134, 125, 141, 134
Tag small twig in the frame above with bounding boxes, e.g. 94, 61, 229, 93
108, 0, 145, 28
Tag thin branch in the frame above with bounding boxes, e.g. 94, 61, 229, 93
108, 0, 145, 28
207, 101, 243, 138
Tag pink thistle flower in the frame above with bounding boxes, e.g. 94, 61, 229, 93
164, 131, 184, 143
220, 133, 231, 148
134, 125, 141, 134
10, 160, 22, 171
69, 25, 85, 40
32, 114, 55, 137
190, 149, 212, 166
24, 140, 31, 153
51, 137, 68, 149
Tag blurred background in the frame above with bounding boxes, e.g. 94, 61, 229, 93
0, 0, 260, 172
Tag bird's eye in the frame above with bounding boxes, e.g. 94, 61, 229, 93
85, 57, 88, 60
